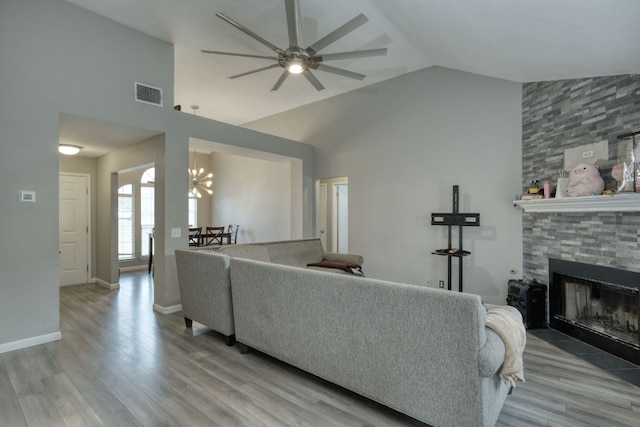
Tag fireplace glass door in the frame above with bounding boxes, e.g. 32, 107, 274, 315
559, 276, 639, 348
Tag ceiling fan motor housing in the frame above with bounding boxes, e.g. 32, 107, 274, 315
280, 48, 310, 73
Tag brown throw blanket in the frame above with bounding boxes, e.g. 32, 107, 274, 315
307, 259, 363, 275
486, 307, 526, 387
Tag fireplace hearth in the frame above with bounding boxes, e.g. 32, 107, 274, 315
549, 259, 640, 365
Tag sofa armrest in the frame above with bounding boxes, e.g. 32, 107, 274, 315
478, 305, 522, 377
322, 251, 363, 265
478, 329, 506, 377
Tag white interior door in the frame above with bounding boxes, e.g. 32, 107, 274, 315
59, 174, 89, 286
317, 182, 328, 249
334, 183, 348, 253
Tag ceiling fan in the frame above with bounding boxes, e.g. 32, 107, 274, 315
201, 0, 387, 91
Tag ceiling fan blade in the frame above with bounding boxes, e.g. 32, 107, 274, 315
271, 70, 290, 91
216, 12, 284, 54
303, 70, 325, 91
313, 48, 387, 62
284, 0, 302, 48
228, 64, 281, 79
305, 13, 368, 55
313, 64, 365, 81
201, 50, 278, 60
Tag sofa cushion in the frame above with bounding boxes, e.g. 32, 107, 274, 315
307, 259, 363, 275
322, 251, 364, 265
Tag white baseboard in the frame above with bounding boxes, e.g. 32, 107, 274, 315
119, 265, 147, 272
0, 331, 62, 355
96, 278, 120, 290
60, 278, 97, 288
153, 303, 182, 315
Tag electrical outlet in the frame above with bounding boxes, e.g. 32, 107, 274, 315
439, 280, 445, 288
582, 150, 594, 159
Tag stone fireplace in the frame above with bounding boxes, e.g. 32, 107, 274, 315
549, 258, 639, 365
520, 73, 640, 367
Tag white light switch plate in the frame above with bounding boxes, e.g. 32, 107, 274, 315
171, 228, 181, 238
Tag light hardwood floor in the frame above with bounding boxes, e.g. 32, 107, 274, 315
1, 271, 639, 426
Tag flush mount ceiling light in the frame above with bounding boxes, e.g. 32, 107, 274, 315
58, 144, 83, 155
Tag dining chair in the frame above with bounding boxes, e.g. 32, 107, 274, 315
227, 224, 239, 244
205, 226, 225, 246
188, 227, 202, 246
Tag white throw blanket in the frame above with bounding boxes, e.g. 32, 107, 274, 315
485, 308, 527, 387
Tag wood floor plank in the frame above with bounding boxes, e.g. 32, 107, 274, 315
2, 271, 640, 427
41, 373, 103, 426
24, 345, 63, 380
0, 358, 28, 427
1, 350, 45, 397
96, 366, 181, 427
18, 393, 66, 427
44, 338, 144, 426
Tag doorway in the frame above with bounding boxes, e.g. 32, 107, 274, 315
117, 164, 155, 270
59, 173, 90, 286
316, 177, 348, 253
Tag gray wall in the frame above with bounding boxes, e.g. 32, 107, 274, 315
211, 152, 293, 243
247, 67, 524, 304
0, 0, 314, 352
521, 75, 640, 282
0, 0, 173, 349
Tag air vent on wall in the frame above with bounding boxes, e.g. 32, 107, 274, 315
134, 82, 163, 107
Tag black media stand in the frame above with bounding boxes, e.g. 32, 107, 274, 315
431, 185, 480, 292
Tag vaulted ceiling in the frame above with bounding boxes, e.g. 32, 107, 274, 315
63, 0, 640, 128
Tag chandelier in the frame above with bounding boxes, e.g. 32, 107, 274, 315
189, 148, 213, 198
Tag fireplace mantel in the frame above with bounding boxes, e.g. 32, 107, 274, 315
514, 193, 640, 213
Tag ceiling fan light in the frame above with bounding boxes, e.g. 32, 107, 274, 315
287, 59, 305, 74
58, 144, 83, 155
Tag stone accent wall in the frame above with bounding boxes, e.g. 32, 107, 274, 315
522, 75, 640, 283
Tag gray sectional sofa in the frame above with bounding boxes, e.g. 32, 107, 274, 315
175, 239, 517, 427
175, 239, 362, 345
175, 249, 236, 345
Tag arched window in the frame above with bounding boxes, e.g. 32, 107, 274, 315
141, 167, 155, 184
140, 168, 154, 256
118, 184, 134, 260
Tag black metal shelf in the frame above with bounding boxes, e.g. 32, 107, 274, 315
432, 249, 471, 257
431, 185, 480, 292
